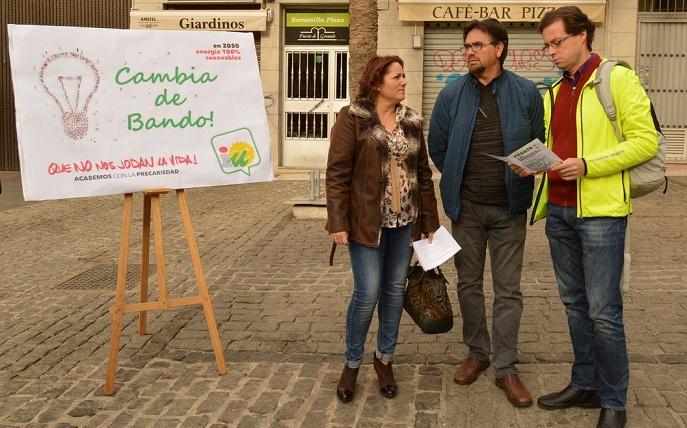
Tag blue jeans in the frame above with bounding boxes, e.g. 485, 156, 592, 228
545, 204, 628, 410
345, 224, 413, 368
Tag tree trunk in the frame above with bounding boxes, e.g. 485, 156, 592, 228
348, 0, 378, 101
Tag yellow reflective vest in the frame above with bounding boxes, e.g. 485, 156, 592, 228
531, 59, 658, 223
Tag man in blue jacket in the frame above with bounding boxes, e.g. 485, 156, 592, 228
428, 18, 544, 407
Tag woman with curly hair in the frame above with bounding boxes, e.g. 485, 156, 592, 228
326, 55, 440, 403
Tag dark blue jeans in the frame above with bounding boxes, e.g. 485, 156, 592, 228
545, 204, 629, 411
345, 224, 413, 368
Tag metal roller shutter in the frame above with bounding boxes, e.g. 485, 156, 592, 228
638, 18, 687, 160
422, 22, 562, 125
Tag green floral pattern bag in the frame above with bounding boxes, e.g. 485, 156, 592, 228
403, 263, 453, 334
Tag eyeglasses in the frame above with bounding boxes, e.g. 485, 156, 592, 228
543, 34, 575, 52
462, 41, 496, 53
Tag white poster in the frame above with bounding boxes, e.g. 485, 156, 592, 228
8, 24, 273, 201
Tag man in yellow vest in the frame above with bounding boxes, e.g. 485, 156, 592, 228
512, 6, 658, 428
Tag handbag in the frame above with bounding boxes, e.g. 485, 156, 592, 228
403, 262, 453, 334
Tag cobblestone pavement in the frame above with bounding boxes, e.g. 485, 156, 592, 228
0, 174, 685, 427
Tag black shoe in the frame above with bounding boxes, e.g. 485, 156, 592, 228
597, 408, 626, 428
537, 385, 601, 410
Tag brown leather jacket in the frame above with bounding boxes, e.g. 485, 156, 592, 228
326, 100, 440, 247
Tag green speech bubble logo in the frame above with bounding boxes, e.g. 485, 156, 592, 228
211, 127, 261, 176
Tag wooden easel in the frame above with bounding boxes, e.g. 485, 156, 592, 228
104, 188, 227, 395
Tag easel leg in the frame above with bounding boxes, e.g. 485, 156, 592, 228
150, 193, 170, 309
105, 193, 133, 395
139, 194, 152, 335
176, 189, 227, 375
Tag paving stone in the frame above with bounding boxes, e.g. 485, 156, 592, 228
361, 393, 388, 419
414, 412, 438, 428
248, 363, 274, 379
357, 421, 383, 428
144, 393, 176, 416
418, 366, 442, 376
415, 392, 441, 411
248, 391, 282, 414
387, 401, 413, 420
36, 399, 72, 423
418, 375, 442, 391
648, 373, 683, 390
162, 398, 196, 417
642, 406, 683, 427
299, 364, 322, 378
183, 415, 210, 427
7, 399, 47, 424
196, 391, 230, 415
218, 399, 247, 424
656, 354, 687, 364
238, 379, 264, 397
110, 411, 137, 427
150, 418, 181, 428
308, 391, 335, 413
267, 372, 293, 390
300, 411, 329, 428
663, 391, 687, 413
237, 414, 267, 428
187, 379, 216, 398
634, 388, 668, 407
67, 400, 100, 418
216, 370, 246, 390
0, 379, 29, 398
274, 398, 305, 421
290, 378, 317, 399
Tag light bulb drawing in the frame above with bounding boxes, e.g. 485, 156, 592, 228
39, 51, 100, 140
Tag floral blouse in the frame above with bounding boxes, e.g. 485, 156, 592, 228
381, 105, 416, 228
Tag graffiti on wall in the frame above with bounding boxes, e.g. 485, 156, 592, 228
264, 94, 275, 111
432, 47, 563, 88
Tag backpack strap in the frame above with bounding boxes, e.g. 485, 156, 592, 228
593, 59, 632, 143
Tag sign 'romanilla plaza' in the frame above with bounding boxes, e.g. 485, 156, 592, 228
8, 25, 273, 201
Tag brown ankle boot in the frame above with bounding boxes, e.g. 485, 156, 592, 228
336, 364, 359, 403
373, 353, 397, 398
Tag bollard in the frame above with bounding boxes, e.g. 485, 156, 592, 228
309, 169, 321, 200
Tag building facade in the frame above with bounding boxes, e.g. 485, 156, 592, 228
0, 0, 131, 171
1, 1, 685, 171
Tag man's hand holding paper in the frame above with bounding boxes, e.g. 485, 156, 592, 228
485, 138, 561, 176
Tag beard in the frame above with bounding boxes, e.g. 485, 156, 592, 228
466, 59, 485, 74
467, 58, 486, 74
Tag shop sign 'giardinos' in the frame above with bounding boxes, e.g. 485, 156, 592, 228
129, 11, 267, 32
179, 18, 245, 30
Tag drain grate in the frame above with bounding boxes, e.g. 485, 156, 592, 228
55, 264, 156, 290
